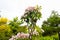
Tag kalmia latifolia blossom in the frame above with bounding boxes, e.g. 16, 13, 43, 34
9, 32, 29, 40
9, 31, 39, 40
25, 7, 35, 11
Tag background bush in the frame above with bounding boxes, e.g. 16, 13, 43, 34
0, 24, 12, 40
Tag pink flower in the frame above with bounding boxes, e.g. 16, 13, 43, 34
25, 7, 35, 11
16, 32, 21, 38
9, 32, 29, 40
20, 32, 29, 38
15, 32, 29, 38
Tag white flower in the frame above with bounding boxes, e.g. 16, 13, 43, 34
12, 35, 16, 38
9, 38, 14, 40
33, 30, 39, 35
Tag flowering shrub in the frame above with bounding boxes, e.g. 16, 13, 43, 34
9, 30, 39, 40
21, 5, 42, 40
9, 32, 29, 40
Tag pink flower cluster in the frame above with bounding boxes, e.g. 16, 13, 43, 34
25, 7, 35, 11
9, 31, 39, 40
9, 32, 29, 40
16, 32, 29, 38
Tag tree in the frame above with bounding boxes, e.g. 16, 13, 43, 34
0, 17, 12, 40
21, 5, 42, 40
42, 10, 60, 40
9, 17, 24, 34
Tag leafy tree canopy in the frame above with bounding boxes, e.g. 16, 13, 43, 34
42, 10, 60, 36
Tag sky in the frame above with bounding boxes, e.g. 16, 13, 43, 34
0, 0, 60, 27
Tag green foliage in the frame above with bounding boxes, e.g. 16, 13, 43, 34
31, 33, 58, 40
17, 33, 58, 40
17, 26, 28, 33
42, 10, 60, 36
47, 11, 60, 27
0, 24, 12, 40
0, 17, 12, 40
35, 26, 42, 35
9, 17, 27, 34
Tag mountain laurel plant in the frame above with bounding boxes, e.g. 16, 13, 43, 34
21, 5, 42, 40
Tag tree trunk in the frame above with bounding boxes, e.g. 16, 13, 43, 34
28, 25, 32, 40
29, 25, 35, 40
